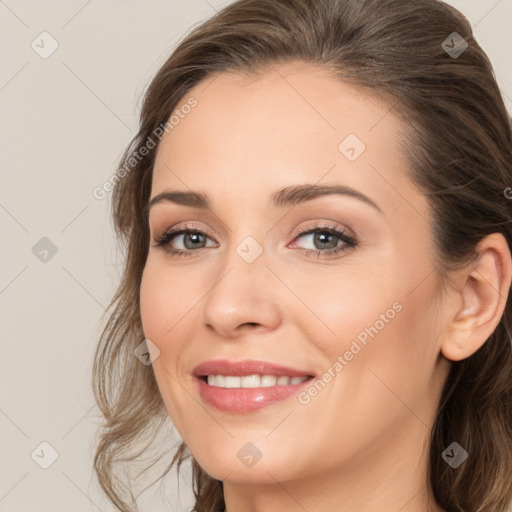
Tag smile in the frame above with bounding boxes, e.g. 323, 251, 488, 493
204, 374, 311, 388
192, 359, 316, 413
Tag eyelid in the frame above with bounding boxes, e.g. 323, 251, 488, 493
288, 222, 357, 251
291, 221, 355, 239
153, 221, 215, 243
153, 220, 353, 244
153, 226, 357, 266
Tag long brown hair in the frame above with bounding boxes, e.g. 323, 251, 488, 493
92, 0, 512, 510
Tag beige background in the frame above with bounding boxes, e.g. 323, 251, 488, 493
1, 0, 511, 510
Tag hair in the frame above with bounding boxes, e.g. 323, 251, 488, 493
92, 0, 512, 511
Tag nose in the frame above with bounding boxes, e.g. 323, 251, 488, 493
200, 245, 283, 339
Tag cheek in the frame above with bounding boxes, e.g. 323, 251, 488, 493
139, 259, 200, 343
288, 265, 398, 348
139, 261, 190, 399
334, 275, 442, 406
139, 265, 165, 342
139, 262, 195, 431
293, 256, 441, 388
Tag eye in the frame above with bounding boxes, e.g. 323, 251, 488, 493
153, 222, 358, 259
289, 223, 358, 258
153, 223, 218, 258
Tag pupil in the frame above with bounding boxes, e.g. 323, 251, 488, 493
184, 233, 204, 249
314, 232, 337, 250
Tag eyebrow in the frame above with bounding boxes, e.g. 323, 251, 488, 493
146, 184, 383, 214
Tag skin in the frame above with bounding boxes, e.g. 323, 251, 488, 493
139, 61, 512, 512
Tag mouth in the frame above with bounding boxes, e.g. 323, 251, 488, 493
192, 359, 316, 413
199, 374, 314, 388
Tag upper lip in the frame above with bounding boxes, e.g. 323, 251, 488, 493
192, 359, 316, 378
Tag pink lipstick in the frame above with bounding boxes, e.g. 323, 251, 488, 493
192, 359, 315, 413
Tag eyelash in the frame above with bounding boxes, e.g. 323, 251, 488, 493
153, 222, 358, 259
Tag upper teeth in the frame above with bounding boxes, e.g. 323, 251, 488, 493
206, 375, 309, 388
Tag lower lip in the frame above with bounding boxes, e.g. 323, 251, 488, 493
195, 376, 314, 413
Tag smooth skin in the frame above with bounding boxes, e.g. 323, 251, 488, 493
139, 61, 512, 512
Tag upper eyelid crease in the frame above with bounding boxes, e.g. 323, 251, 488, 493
155, 224, 357, 255
146, 184, 384, 216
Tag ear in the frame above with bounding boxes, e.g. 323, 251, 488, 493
441, 233, 512, 362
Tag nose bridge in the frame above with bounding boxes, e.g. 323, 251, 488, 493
200, 232, 281, 337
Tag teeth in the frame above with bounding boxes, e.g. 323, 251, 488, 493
241, 375, 260, 388
205, 374, 309, 388
224, 376, 241, 388
261, 375, 276, 387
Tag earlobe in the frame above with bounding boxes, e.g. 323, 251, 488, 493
440, 233, 512, 362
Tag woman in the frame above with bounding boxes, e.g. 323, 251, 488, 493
92, 0, 512, 510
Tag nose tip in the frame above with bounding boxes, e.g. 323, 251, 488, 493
201, 267, 282, 338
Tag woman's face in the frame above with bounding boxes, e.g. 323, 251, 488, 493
140, 62, 452, 491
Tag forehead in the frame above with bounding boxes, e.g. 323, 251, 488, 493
159, 62, 401, 153
150, 61, 423, 221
